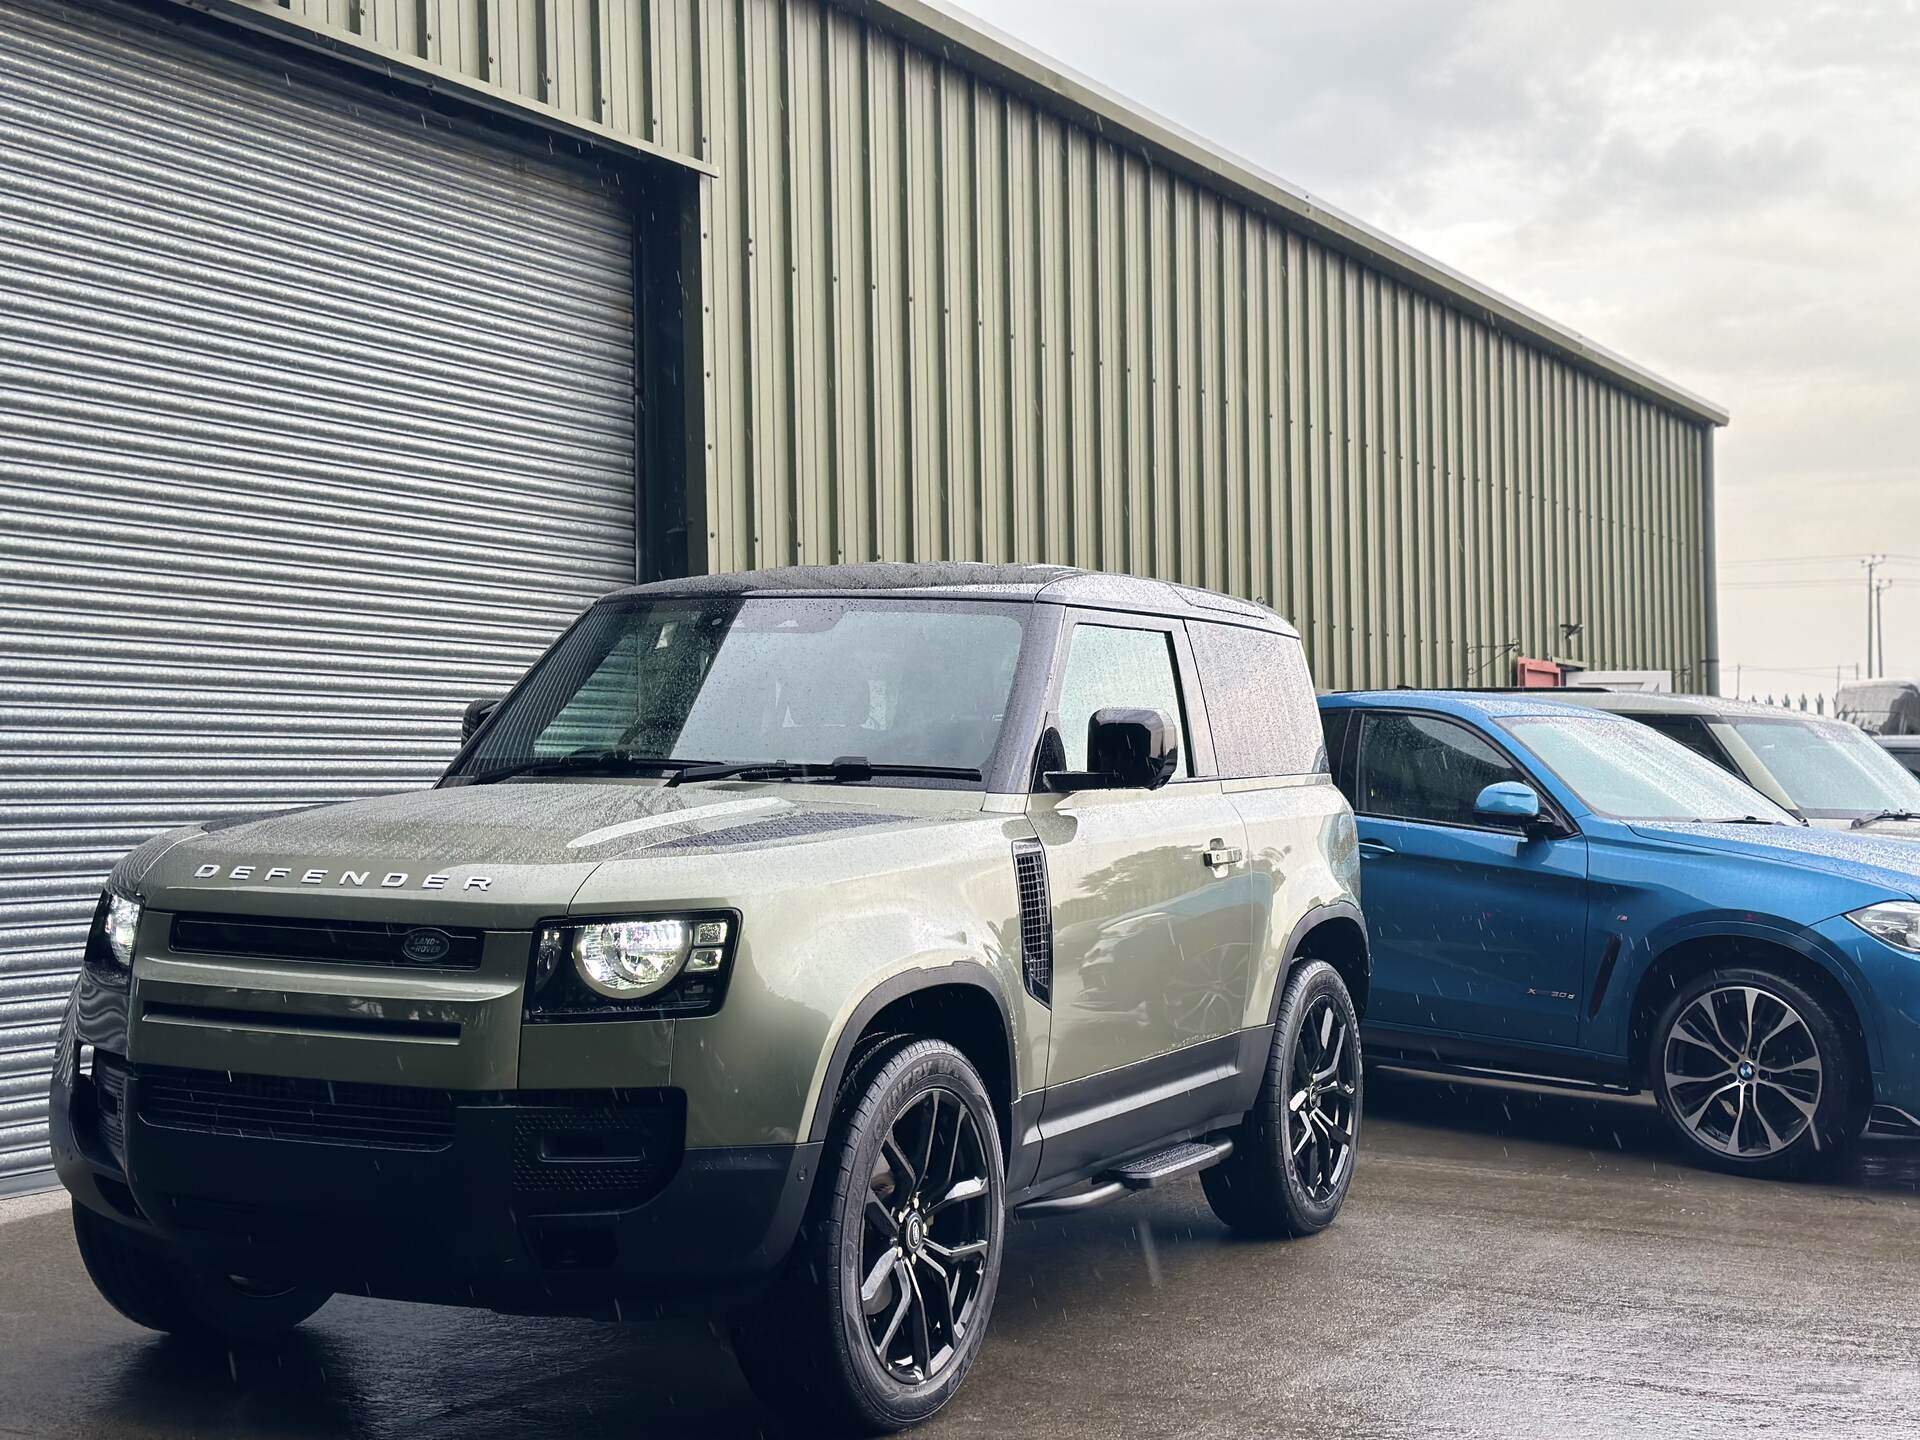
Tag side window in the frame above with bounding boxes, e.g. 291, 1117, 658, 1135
1359, 713, 1524, 826
1321, 709, 1358, 806
1054, 625, 1191, 779
1637, 716, 1735, 773
1187, 623, 1326, 776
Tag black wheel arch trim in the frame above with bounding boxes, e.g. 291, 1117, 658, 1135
806, 961, 1020, 1149
1626, 917, 1884, 1073
1269, 900, 1371, 1026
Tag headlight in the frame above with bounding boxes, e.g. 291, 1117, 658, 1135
527, 913, 737, 1019
575, 918, 692, 999
1848, 901, 1920, 952
84, 889, 141, 977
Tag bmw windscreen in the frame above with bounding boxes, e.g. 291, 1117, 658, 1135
1505, 715, 1801, 824
449, 596, 1030, 788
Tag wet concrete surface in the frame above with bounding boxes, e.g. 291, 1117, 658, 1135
3, 1068, 1917, 1439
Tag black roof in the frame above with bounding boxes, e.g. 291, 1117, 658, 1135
619, 561, 1074, 596
610, 562, 1299, 634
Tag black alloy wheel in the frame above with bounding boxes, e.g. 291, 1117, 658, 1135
732, 1037, 1006, 1434
857, 1086, 997, 1385
1203, 960, 1363, 1237
1286, 989, 1360, 1204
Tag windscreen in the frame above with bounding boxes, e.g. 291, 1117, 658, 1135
456, 596, 1029, 783
1505, 715, 1799, 824
1724, 716, 1920, 819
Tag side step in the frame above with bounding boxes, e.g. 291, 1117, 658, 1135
1014, 1138, 1232, 1219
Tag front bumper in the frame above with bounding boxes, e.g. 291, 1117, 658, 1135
51, 1033, 818, 1316
1813, 915, 1920, 1123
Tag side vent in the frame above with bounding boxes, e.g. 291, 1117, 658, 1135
1012, 840, 1053, 1005
1587, 934, 1623, 1020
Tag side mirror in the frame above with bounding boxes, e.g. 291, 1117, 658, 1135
1049, 708, 1178, 792
462, 695, 504, 743
1474, 780, 1543, 827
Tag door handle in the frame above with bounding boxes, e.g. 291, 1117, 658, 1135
1357, 840, 1396, 860
1201, 842, 1244, 869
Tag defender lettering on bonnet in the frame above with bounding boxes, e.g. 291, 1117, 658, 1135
190, 863, 492, 891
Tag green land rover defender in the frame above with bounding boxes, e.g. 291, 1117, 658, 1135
52, 563, 1366, 1432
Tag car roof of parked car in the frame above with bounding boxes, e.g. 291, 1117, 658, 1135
605, 562, 1300, 636
1318, 690, 1652, 724
1512, 690, 1840, 723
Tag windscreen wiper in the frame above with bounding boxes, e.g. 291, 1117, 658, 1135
1706, 815, 1786, 826
665, 756, 982, 788
464, 752, 706, 786
1852, 810, 1920, 829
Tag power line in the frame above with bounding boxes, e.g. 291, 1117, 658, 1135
1724, 662, 1863, 677
1720, 552, 1920, 568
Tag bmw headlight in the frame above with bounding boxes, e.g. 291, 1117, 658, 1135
84, 889, 142, 978
527, 912, 737, 1019
1847, 901, 1920, 953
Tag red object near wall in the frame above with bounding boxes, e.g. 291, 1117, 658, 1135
1515, 658, 1564, 688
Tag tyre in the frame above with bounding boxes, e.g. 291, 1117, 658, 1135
1649, 966, 1858, 1178
72, 1202, 330, 1342
1202, 960, 1362, 1238
732, 1038, 1006, 1434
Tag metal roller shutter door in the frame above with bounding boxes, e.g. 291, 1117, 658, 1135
0, 0, 639, 1190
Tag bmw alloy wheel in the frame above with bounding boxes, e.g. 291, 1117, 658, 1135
1662, 983, 1824, 1159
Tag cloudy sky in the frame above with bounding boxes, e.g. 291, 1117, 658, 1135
961, 0, 1920, 700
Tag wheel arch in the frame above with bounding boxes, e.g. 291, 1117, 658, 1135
1628, 932, 1875, 1107
805, 963, 1018, 1162
1272, 902, 1370, 1021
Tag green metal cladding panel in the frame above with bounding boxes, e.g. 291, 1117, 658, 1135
250, 0, 1713, 691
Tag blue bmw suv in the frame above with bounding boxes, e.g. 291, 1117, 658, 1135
1319, 691, 1920, 1176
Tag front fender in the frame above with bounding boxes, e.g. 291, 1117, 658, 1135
1594, 911, 1886, 1071
800, 958, 1018, 1145
669, 875, 1032, 1149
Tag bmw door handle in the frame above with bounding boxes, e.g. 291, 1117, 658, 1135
1357, 840, 1396, 860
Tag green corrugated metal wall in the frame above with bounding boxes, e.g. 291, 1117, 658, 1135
253, 0, 1714, 691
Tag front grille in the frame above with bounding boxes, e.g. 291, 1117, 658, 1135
93, 1050, 129, 1165
1013, 840, 1053, 1004
136, 1066, 457, 1151
169, 913, 485, 971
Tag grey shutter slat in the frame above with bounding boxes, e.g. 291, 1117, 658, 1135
0, 0, 639, 1189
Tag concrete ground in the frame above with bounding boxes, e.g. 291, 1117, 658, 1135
2, 1069, 1916, 1439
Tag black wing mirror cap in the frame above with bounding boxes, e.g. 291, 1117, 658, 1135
1048, 707, 1178, 792
462, 695, 505, 743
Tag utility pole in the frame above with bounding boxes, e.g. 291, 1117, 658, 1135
1877, 578, 1894, 678
1864, 555, 1887, 677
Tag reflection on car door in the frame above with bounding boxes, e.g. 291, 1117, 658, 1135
1353, 712, 1589, 1047
1027, 616, 1252, 1179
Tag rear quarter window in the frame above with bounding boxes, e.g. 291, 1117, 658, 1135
1189, 623, 1326, 777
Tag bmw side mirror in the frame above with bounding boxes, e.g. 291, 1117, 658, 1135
1475, 781, 1543, 828
462, 695, 504, 743
1048, 708, 1178, 792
